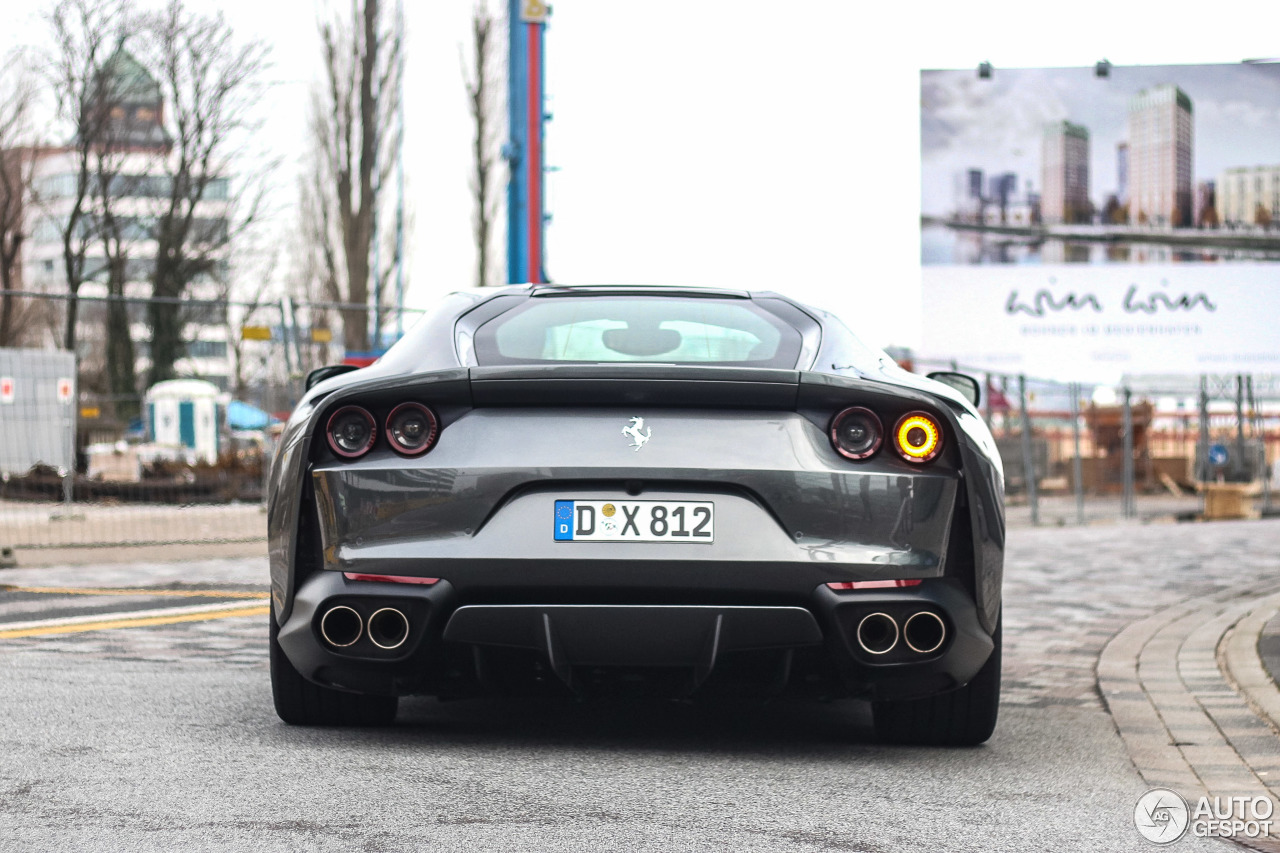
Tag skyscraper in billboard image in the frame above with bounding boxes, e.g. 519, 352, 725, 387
919, 63, 1280, 380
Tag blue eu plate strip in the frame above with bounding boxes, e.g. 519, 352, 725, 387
553, 500, 574, 540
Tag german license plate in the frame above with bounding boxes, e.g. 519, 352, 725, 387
553, 500, 714, 542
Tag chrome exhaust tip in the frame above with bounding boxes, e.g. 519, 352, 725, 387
903, 611, 947, 655
319, 605, 363, 648
367, 607, 410, 650
856, 612, 899, 655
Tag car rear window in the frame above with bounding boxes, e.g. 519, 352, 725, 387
472, 296, 804, 367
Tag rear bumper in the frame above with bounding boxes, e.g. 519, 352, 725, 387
277, 570, 994, 701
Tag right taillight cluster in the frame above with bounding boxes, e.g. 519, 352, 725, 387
829, 407, 943, 464
325, 402, 439, 460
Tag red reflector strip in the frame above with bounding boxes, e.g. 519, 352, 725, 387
342, 573, 439, 585
826, 579, 924, 590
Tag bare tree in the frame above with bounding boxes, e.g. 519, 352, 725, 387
45, 0, 132, 352
0, 55, 38, 347
462, 1, 501, 288
93, 142, 139, 411
139, 0, 271, 388
307, 0, 403, 354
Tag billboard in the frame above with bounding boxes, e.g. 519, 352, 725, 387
920, 63, 1280, 381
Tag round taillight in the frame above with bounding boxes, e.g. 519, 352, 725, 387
829, 406, 883, 460
385, 402, 439, 456
326, 406, 376, 459
893, 412, 943, 463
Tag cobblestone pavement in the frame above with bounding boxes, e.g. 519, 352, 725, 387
1101, 590, 1280, 852
1001, 519, 1280, 713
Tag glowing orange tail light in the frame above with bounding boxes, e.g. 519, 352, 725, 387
893, 412, 942, 463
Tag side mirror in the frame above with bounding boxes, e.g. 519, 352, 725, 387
927, 371, 980, 407
305, 364, 360, 392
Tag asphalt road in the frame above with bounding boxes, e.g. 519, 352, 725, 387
5, 521, 1276, 851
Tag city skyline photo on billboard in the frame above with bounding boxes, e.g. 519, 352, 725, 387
921, 62, 1280, 266
919, 62, 1280, 381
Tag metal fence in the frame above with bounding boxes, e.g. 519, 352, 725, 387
1, 293, 1277, 551
915, 359, 1279, 526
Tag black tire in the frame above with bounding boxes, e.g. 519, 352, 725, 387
872, 615, 1001, 746
270, 611, 398, 726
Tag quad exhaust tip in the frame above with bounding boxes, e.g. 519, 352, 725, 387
856, 612, 899, 655
903, 611, 947, 654
368, 607, 410, 650
319, 605, 363, 648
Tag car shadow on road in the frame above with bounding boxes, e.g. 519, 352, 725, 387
296, 693, 902, 758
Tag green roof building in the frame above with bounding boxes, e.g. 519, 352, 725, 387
93, 45, 169, 150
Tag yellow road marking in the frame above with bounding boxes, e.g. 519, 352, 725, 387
0, 603, 269, 639
4, 586, 265, 599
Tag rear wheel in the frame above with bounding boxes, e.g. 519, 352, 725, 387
871, 615, 1000, 746
270, 611, 398, 726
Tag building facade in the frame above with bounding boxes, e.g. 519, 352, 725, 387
1216, 166, 1280, 227
21, 49, 233, 390
985, 172, 1017, 225
1127, 84, 1193, 227
953, 168, 985, 222
1193, 180, 1216, 227
1041, 121, 1090, 224
1116, 142, 1128, 207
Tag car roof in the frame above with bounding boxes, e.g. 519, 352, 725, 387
527, 284, 755, 299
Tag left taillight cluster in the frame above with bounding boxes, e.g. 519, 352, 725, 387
325, 402, 439, 460
829, 407, 943, 464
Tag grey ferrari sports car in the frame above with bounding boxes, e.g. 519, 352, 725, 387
268, 285, 1005, 745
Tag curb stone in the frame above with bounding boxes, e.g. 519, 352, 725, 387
1100, 589, 1280, 852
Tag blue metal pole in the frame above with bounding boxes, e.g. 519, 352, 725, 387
505, 0, 528, 283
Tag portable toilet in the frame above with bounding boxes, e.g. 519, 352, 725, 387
144, 379, 225, 464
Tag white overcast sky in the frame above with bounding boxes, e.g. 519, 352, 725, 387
5, 0, 1278, 351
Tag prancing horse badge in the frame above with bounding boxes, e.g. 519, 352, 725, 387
621, 416, 652, 451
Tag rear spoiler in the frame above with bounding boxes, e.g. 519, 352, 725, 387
314, 364, 951, 417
